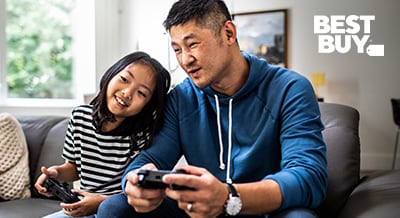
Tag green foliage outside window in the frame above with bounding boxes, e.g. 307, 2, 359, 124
6, 0, 75, 99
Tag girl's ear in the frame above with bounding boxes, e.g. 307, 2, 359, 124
222, 20, 237, 45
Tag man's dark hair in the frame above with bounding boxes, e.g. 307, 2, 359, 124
163, 0, 232, 36
90, 51, 171, 150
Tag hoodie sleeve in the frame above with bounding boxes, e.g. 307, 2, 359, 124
265, 73, 328, 210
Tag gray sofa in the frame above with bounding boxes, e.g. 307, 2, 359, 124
316, 103, 400, 218
0, 116, 69, 218
0, 103, 399, 218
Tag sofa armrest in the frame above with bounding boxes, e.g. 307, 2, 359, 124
316, 103, 361, 218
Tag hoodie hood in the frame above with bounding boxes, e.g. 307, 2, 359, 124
203, 51, 269, 101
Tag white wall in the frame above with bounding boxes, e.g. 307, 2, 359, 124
118, 0, 400, 170
118, 0, 187, 86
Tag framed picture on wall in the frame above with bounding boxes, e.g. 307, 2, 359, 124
233, 9, 288, 67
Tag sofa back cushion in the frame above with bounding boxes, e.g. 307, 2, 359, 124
17, 116, 68, 198
316, 103, 361, 218
34, 119, 69, 190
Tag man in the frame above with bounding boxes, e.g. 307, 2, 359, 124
98, 0, 327, 217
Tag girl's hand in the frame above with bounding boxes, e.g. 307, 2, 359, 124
34, 166, 59, 197
60, 190, 107, 217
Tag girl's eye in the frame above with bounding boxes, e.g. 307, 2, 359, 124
138, 90, 147, 98
120, 75, 128, 83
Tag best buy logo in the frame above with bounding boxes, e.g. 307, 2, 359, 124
314, 15, 384, 56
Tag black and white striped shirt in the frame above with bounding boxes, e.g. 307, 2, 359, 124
62, 105, 142, 195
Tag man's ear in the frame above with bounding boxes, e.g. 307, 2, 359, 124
222, 20, 237, 45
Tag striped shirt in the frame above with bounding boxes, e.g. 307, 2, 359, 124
62, 105, 143, 195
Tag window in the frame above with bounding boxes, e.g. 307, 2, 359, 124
0, 0, 95, 107
6, 0, 75, 99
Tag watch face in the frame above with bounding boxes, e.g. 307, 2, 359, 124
226, 196, 242, 216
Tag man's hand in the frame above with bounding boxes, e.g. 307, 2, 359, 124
124, 164, 165, 213
163, 165, 229, 218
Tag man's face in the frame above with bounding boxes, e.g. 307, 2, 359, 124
169, 20, 230, 89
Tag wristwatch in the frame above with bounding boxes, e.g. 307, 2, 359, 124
224, 183, 242, 216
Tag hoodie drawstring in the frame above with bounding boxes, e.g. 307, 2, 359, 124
214, 95, 234, 184
215, 95, 225, 170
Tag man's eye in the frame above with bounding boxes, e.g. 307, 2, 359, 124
189, 42, 198, 48
173, 47, 181, 54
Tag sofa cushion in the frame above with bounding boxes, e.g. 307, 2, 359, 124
316, 103, 361, 218
33, 118, 69, 196
0, 197, 61, 218
338, 170, 400, 218
16, 116, 68, 198
0, 113, 31, 200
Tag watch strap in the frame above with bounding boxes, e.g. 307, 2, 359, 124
225, 183, 239, 197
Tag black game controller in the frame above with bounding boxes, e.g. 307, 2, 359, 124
43, 178, 80, 203
137, 169, 194, 190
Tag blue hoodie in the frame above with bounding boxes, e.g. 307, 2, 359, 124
122, 51, 327, 210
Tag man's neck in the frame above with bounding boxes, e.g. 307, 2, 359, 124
211, 54, 249, 96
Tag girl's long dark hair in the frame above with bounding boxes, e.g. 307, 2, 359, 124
90, 51, 171, 150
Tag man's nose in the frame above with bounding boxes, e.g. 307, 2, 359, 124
181, 50, 195, 67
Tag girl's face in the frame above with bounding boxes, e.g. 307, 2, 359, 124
106, 63, 156, 123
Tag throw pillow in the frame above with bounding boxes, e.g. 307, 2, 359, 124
0, 112, 31, 200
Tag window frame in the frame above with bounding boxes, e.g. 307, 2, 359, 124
0, 0, 7, 102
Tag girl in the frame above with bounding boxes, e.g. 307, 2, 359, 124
34, 51, 171, 217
